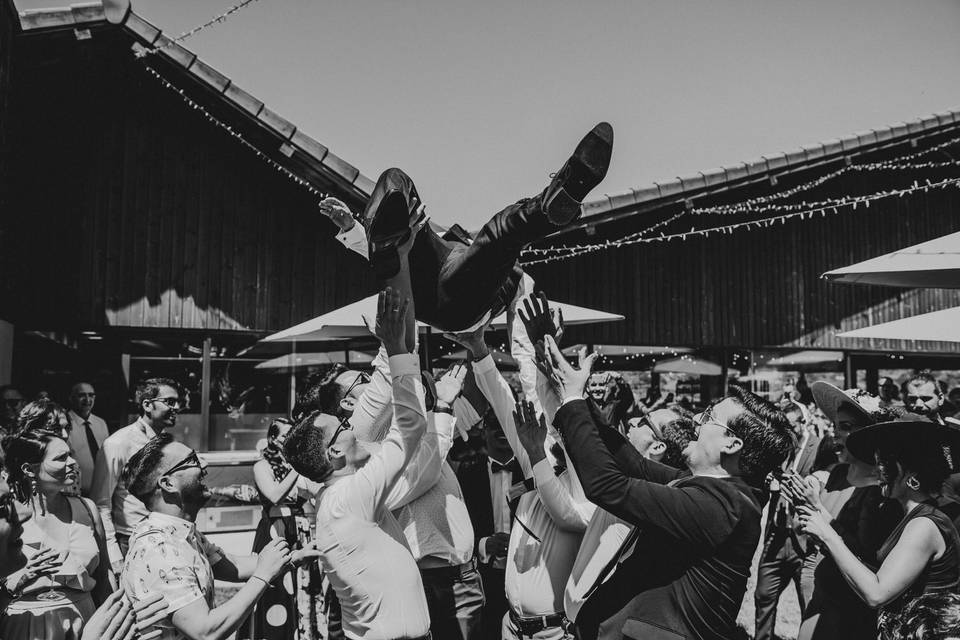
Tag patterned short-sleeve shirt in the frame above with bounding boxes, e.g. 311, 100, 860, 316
121, 512, 224, 640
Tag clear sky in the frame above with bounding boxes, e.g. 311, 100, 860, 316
19, 0, 960, 226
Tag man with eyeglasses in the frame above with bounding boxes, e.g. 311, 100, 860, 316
66, 381, 109, 496
542, 336, 795, 640
120, 433, 319, 640
90, 377, 183, 577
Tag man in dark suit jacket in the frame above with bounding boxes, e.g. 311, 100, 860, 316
541, 337, 794, 640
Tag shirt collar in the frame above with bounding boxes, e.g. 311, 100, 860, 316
146, 511, 198, 538
136, 416, 159, 438
68, 409, 90, 424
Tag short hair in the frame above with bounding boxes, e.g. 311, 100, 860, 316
1, 429, 63, 500
877, 435, 952, 495
16, 399, 70, 437
885, 591, 960, 639
906, 372, 943, 396
135, 378, 180, 415
123, 432, 175, 504
282, 411, 334, 482
293, 366, 348, 421
659, 416, 695, 471
726, 385, 795, 486
267, 417, 293, 441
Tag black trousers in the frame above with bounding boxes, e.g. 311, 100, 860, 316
754, 528, 805, 640
367, 170, 553, 331
420, 561, 485, 640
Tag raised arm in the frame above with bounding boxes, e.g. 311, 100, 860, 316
320, 197, 368, 259
385, 365, 466, 510
800, 507, 942, 607
515, 399, 595, 532
252, 460, 300, 506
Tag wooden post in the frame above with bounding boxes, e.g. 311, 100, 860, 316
199, 337, 211, 452
420, 327, 432, 371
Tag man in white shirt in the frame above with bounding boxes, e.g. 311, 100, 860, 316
283, 285, 434, 640
90, 377, 182, 574
67, 381, 110, 496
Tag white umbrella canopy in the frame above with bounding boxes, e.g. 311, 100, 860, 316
652, 356, 722, 376
837, 305, 960, 342
822, 231, 960, 288
254, 350, 376, 372
262, 294, 623, 342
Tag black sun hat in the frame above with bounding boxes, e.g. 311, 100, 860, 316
846, 412, 960, 473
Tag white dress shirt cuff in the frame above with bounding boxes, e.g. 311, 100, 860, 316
335, 223, 368, 258
388, 353, 420, 378
532, 458, 556, 487
472, 354, 497, 374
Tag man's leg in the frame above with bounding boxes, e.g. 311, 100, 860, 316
453, 564, 486, 640
754, 536, 790, 640
422, 569, 466, 640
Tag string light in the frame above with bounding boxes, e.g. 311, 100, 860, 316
141, 65, 329, 203
520, 176, 960, 266
135, 0, 263, 58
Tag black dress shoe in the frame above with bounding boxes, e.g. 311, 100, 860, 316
543, 122, 613, 225
363, 168, 423, 279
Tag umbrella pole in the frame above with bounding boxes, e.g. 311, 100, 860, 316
288, 340, 297, 411
420, 326, 432, 371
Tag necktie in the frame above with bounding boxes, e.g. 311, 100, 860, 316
84, 420, 100, 461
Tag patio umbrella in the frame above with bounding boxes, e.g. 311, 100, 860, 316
652, 356, 722, 376
822, 230, 960, 288
836, 305, 960, 342
262, 294, 623, 342
254, 350, 376, 373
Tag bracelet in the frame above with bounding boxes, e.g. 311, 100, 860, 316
434, 405, 454, 415
250, 575, 270, 588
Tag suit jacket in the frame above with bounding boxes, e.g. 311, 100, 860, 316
556, 399, 761, 640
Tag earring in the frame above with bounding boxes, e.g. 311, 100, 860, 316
906, 476, 921, 491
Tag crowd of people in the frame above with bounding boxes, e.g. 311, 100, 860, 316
1, 122, 960, 640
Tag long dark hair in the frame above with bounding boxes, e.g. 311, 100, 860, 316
16, 399, 69, 437
1, 428, 62, 501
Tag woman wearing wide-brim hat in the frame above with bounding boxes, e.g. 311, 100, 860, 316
798, 414, 960, 640
785, 382, 904, 640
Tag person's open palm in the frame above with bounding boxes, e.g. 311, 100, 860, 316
436, 363, 468, 406
542, 335, 597, 400
319, 197, 356, 232
374, 286, 411, 356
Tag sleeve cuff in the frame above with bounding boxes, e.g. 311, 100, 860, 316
472, 354, 496, 374
532, 458, 556, 487
477, 537, 491, 563
389, 353, 421, 378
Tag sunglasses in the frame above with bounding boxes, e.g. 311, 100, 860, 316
906, 395, 936, 404
693, 408, 740, 439
341, 371, 371, 397
630, 415, 663, 441
328, 416, 354, 450
159, 451, 202, 484
152, 396, 182, 409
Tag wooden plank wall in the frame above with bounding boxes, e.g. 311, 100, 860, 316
1, 28, 375, 333
528, 147, 960, 353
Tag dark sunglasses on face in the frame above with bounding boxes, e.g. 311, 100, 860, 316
907, 395, 936, 404
328, 416, 353, 449
342, 371, 371, 397
693, 408, 739, 438
159, 451, 202, 482
631, 415, 663, 441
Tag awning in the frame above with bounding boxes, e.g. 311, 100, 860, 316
836, 305, 960, 342
262, 294, 623, 343
822, 230, 960, 288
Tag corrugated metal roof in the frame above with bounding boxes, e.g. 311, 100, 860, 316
581, 106, 960, 228
13, 1, 374, 201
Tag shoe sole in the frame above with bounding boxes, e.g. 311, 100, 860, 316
368, 191, 412, 280
547, 122, 613, 225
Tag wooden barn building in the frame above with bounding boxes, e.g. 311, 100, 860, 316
4, 0, 960, 452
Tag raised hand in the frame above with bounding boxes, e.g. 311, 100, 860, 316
445, 320, 491, 362
319, 197, 356, 232
514, 399, 548, 465
254, 537, 292, 584
290, 540, 322, 568
374, 286, 411, 356
517, 291, 564, 345
436, 363, 468, 407
542, 335, 598, 401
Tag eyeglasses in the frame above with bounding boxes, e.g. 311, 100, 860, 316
328, 416, 353, 450
693, 408, 739, 439
159, 451, 202, 482
341, 371, 371, 397
630, 415, 663, 441
152, 396, 182, 409
906, 395, 936, 404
